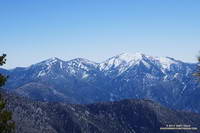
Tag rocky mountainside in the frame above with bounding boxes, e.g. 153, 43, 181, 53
3, 93, 200, 133
1, 53, 200, 113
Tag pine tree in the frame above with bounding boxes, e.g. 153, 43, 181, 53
194, 56, 200, 77
197, 56, 200, 77
0, 54, 15, 133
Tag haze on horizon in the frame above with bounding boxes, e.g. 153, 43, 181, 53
0, 0, 200, 69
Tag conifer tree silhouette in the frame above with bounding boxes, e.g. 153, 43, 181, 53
0, 54, 15, 133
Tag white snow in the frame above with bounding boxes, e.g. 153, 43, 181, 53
37, 70, 46, 77
99, 52, 153, 76
145, 73, 155, 79
60, 62, 63, 69
45, 57, 58, 70
82, 73, 89, 79
33, 53, 186, 80
37, 57, 60, 77
182, 85, 187, 93
99, 53, 145, 72
142, 60, 151, 69
174, 73, 180, 79
98, 52, 184, 77
155, 57, 177, 70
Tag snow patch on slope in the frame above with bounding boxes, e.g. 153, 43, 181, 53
155, 57, 177, 70
37, 57, 61, 77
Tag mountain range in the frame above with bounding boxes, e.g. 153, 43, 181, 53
1, 53, 200, 113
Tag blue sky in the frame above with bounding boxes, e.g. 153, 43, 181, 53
0, 0, 200, 68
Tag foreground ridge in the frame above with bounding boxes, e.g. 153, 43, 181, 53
3, 92, 200, 133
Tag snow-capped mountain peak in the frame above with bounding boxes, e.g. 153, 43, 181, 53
35, 57, 63, 67
98, 52, 190, 77
99, 52, 148, 72
115, 52, 145, 62
63, 58, 98, 77
30, 57, 64, 77
67, 58, 98, 70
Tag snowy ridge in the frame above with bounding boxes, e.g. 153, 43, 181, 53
67, 58, 97, 70
99, 53, 146, 74
20, 52, 191, 78
154, 57, 179, 70
65, 58, 98, 78
35, 57, 64, 77
98, 52, 184, 76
